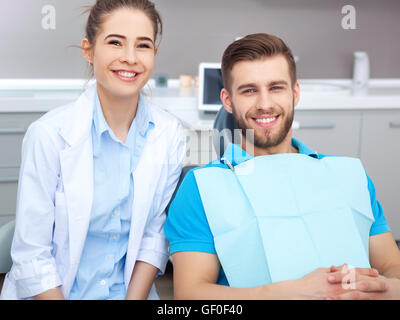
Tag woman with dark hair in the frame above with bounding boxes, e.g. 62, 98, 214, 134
0, 0, 184, 300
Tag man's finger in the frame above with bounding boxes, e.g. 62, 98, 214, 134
330, 264, 347, 272
354, 278, 388, 293
327, 275, 387, 294
327, 268, 379, 284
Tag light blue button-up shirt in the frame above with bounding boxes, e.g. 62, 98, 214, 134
69, 91, 154, 300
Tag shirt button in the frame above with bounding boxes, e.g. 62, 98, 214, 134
100, 280, 106, 286
112, 235, 118, 240
107, 255, 113, 261
113, 210, 119, 216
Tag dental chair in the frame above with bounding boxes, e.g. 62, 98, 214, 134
0, 220, 14, 274
165, 164, 198, 214
212, 106, 239, 158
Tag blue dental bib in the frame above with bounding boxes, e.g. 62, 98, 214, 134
194, 152, 374, 288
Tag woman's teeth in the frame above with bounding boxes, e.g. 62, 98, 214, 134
255, 117, 276, 124
116, 71, 137, 78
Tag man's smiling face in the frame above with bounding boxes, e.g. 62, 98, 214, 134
221, 55, 300, 151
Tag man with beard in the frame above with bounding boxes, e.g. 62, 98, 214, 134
164, 33, 400, 300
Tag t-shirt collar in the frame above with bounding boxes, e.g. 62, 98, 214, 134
221, 137, 320, 166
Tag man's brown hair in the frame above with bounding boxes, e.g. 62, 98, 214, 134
221, 33, 297, 93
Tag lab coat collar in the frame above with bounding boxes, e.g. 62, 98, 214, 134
59, 82, 96, 147
58, 82, 96, 284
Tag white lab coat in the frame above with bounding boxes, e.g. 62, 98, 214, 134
0, 83, 185, 300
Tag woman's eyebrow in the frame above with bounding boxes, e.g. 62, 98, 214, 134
104, 34, 126, 41
137, 36, 154, 44
104, 34, 154, 44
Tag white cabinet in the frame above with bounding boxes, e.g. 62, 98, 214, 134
0, 112, 44, 225
0, 166, 19, 224
293, 110, 362, 157
359, 110, 400, 240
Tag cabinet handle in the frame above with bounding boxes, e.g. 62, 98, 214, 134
293, 121, 335, 130
0, 177, 18, 183
389, 122, 400, 128
0, 128, 26, 134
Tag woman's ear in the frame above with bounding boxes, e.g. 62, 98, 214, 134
220, 88, 233, 114
81, 38, 93, 65
154, 46, 158, 56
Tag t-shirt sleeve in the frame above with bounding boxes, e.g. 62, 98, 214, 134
164, 168, 217, 254
367, 172, 391, 236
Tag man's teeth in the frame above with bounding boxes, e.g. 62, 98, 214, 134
256, 117, 276, 124
117, 71, 137, 77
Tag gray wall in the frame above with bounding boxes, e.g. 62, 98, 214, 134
1, 0, 399, 79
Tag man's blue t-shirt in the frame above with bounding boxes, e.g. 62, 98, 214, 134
164, 138, 391, 286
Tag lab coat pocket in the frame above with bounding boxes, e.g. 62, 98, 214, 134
53, 192, 69, 254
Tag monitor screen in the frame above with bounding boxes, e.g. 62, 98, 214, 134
203, 68, 223, 105
198, 63, 223, 112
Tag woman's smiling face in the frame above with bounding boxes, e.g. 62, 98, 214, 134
82, 8, 157, 99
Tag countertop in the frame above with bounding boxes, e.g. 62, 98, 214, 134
1, 78, 400, 131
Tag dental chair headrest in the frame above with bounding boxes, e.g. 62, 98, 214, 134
212, 107, 240, 157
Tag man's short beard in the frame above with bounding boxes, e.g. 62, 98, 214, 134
232, 99, 294, 149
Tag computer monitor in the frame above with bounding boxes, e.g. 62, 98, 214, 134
198, 62, 224, 112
